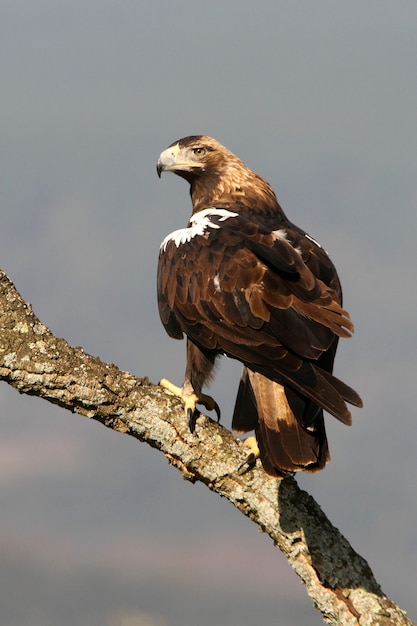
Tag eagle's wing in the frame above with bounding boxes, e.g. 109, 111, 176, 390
157, 211, 361, 425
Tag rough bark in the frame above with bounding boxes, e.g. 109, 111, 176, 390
0, 268, 413, 626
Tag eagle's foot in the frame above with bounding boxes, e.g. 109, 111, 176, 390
237, 436, 260, 475
159, 379, 221, 433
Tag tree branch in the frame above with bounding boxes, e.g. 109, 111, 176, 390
0, 268, 413, 626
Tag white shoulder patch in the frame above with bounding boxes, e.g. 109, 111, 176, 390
160, 208, 238, 251
305, 233, 322, 248
272, 228, 289, 242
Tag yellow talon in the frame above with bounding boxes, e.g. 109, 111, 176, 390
159, 379, 221, 432
237, 436, 260, 474
159, 379, 183, 397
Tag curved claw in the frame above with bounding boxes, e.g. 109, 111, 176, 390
209, 399, 221, 423
237, 436, 260, 475
188, 397, 220, 433
214, 401, 221, 423
198, 394, 221, 423
237, 453, 257, 475
188, 407, 198, 433
160, 379, 221, 432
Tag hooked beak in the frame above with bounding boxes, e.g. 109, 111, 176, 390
156, 143, 203, 179
156, 144, 181, 178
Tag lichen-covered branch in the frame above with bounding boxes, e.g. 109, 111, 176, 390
0, 268, 413, 626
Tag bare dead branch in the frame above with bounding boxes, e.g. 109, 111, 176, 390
0, 268, 413, 626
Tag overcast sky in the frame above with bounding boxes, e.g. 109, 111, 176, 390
1, 2, 417, 625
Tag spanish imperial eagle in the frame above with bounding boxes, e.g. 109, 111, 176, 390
156, 135, 362, 477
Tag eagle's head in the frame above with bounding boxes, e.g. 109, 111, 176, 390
157, 135, 280, 214
156, 135, 241, 181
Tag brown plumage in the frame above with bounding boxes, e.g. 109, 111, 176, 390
156, 135, 362, 477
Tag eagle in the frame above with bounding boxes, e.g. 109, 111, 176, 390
156, 135, 362, 477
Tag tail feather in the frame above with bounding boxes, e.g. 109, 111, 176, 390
253, 360, 354, 425
232, 368, 329, 476
231, 368, 259, 433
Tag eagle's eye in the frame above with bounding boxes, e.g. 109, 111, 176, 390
192, 147, 206, 157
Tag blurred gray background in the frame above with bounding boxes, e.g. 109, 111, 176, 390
1, 2, 416, 625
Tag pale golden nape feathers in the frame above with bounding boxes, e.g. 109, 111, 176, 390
157, 135, 280, 214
